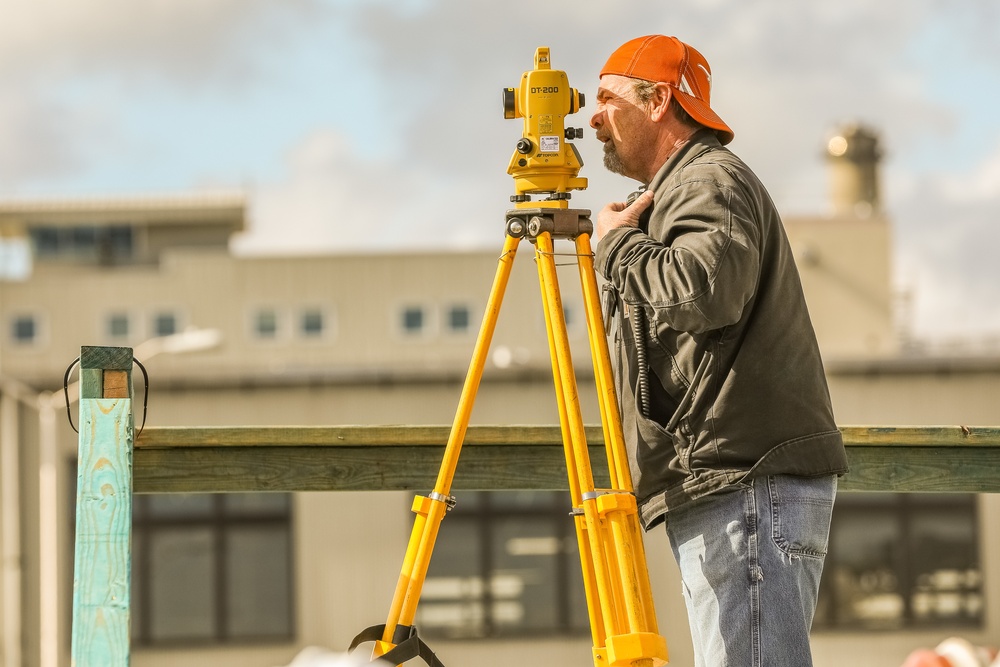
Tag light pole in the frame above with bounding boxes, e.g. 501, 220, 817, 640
37, 327, 222, 667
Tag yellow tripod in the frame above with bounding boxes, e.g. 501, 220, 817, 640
349, 208, 668, 667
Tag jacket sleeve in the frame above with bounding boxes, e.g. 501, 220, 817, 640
596, 171, 761, 334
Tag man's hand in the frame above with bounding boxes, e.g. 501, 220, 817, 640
596, 189, 654, 240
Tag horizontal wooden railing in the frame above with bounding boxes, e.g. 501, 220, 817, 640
133, 424, 1000, 494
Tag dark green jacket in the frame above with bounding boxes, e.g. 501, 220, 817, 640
595, 130, 848, 529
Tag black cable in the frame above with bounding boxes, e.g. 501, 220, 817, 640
630, 306, 651, 419
62, 355, 149, 436
63, 356, 81, 433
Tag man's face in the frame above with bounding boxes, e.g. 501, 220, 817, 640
590, 74, 654, 181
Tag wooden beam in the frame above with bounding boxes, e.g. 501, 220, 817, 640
132, 425, 1000, 494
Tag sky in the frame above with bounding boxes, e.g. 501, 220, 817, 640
1, 0, 999, 343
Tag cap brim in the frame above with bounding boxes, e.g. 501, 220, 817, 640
673, 88, 734, 145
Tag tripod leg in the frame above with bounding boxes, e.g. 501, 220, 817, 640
533, 232, 620, 643
376, 234, 521, 659
574, 233, 667, 666
536, 241, 606, 651
576, 234, 661, 635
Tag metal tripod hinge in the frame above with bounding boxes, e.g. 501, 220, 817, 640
505, 207, 593, 241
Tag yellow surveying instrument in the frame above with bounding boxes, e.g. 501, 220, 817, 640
504, 46, 588, 205
349, 47, 669, 667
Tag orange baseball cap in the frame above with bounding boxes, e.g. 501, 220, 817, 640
600, 35, 734, 145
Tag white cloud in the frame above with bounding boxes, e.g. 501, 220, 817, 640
892, 139, 1000, 339
234, 129, 397, 254
0, 0, 320, 84
940, 141, 1000, 202
233, 128, 504, 255
0, 0, 325, 188
0, 89, 88, 184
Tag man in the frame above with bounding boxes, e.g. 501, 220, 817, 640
590, 35, 849, 666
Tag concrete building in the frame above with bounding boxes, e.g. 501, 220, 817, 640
1, 126, 998, 667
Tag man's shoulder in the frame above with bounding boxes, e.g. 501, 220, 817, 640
667, 146, 749, 190
672, 135, 765, 192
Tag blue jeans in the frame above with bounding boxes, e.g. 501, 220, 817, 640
665, 474, 837, 667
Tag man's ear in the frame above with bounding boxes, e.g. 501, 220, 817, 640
648, 83, 673, 122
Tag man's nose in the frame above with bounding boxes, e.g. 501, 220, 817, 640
590, 109, 602, 130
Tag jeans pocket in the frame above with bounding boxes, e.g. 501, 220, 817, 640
768, 474, 836, 559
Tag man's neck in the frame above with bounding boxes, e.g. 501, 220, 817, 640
643, 124, 701, 184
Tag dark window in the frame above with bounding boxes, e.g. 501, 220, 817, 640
446, 305, 471, 333
401, 306, 425, 334
153, 313, 177, 337
814, 493, 982, 631
11, 315, 36, 343
301, 309, 324, 337
131, 493, 294, 645
32, 228, 59, 256
108, 313, 129, 339
254, 310, 278, 339
71, 227, 96, 251
416, 491, 589, 639
105, 226, 133, 256
29, 225, 133, 263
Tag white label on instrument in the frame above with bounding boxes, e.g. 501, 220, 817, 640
540, 136, 560, 153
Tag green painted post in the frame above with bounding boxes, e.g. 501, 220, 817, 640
71, 346, 134, 666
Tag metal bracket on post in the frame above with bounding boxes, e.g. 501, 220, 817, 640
71, 346, 135, 667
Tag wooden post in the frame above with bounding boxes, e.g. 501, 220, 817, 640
71, 346, 134, 667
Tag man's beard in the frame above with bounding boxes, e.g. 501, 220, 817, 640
602, 140, 629, 176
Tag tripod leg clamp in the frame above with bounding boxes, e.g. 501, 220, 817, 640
348, 624, 445, 667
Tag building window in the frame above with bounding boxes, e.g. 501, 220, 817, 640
153, 312, 177, 337
300, 309, 324, 338
71, 227, 97, 254
401, 306, 426, 335
131, 492, 294, 645
107, 313, 129, 340
416, 491, 589, 639
32, 228, 59, 256
814, 493, 982, 631
445, 305, 472, 334
254, 309, 279, 339
11, 315, 37, 344
29, 225, 133, 263
103, 226, 134, 262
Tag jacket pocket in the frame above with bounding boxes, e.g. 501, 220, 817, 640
633, 394, 691, 476
622, 304, 713, 477
633, 350, 710, 477
649, 313, 705, 395
646, 340, 711, 434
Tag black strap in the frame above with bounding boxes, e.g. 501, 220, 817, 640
625, 185, 652, 233
348, 624, 385, 653
348, 624, 444, 667
601, 282, 619, 336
